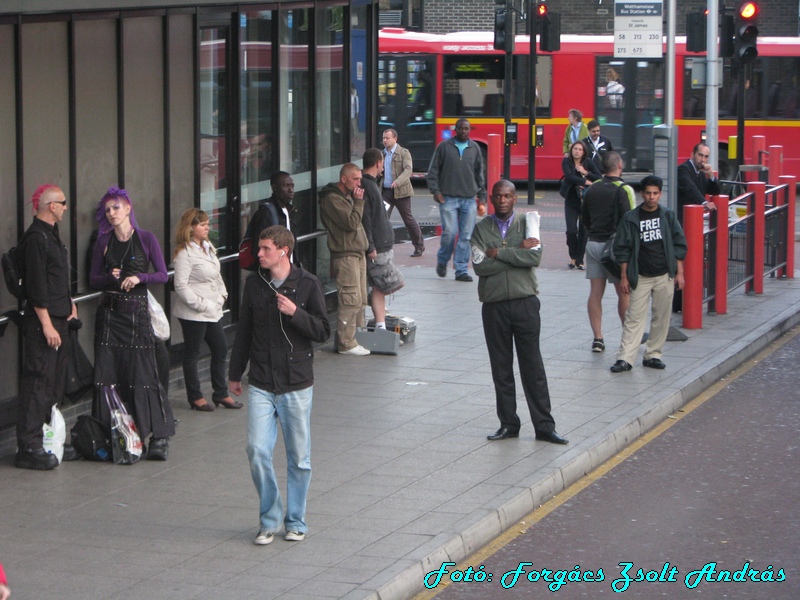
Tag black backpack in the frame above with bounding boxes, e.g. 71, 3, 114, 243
2, 230, 46, 301
70, 415, 112, 462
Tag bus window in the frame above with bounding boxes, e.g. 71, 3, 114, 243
443, 56, 505, 117
377, 56, 435, 171
763, 57, 800, 118
595, 58, 664, 171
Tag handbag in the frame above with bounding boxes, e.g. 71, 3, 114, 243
600, 235, 621, 279
147, 290, 170, 341
104, 386, 143, 465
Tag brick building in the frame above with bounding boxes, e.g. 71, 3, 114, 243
391, 0, 798, 38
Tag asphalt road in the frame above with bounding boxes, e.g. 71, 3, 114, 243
416, 329, 800, 600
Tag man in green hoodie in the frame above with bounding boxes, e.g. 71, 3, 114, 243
471, 180, 568, 445
319, 163, 371, 356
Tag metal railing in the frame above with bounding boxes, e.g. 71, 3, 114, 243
686, 175, 796, 327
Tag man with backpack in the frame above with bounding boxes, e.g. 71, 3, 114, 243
580, 152, 635, 354
15, 185, 77, 470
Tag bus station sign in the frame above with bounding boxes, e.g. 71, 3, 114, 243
614, 1, 663, 58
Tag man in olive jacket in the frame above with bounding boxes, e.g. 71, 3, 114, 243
471, 180, 568, 445
319, 163, 371, 356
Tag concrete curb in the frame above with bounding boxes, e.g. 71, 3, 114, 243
368, 304, 800, 600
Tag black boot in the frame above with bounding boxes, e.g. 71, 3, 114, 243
14, 447, 59, 470
146, 438, 169, 461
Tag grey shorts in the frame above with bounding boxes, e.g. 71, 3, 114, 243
584, 240, 620, 283
367, 249, 405, 294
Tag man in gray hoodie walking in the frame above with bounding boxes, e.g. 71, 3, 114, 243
427, 118, 486, 282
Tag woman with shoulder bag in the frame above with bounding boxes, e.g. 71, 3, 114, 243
561, 140, 601, 270
173, 208, 241, 412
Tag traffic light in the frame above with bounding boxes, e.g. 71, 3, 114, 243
538, 2, 561, 52
734, 1, 758, 64
719, 13, 735, 58
494, 0, 515, 53
686, 11, 707, 53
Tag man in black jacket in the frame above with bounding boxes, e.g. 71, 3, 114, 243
246, 172, 295, 263
674, 143, 720, 312
16, 185, 78, 470
582, 119, 614, 172
229, 225, 330, 546
362, 148, 404, 329
677, 143, 720, 226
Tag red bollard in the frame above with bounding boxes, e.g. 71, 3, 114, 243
748, 181, 766, 295
712, 195, 729, 315
779, 175, 796, 279
486, 133, 502, 216
768, 145, 783, 187
682, 205, 705, 329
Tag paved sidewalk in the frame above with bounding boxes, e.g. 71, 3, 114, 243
2, 227, 799, 600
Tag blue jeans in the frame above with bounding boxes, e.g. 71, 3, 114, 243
437, 196, 477, 275
247, 385, 313, 534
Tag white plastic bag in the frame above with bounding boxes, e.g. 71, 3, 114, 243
42, 405, 66, 463
147, 290, 171, 341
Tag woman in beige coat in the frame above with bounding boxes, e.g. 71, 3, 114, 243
173, 208, 241, 411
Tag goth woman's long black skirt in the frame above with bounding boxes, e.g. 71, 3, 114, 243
93, 292, 175, 440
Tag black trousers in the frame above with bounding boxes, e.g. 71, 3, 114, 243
481, 296, 556, 434
382, 187, 425, 252
17, 314, 69, 451
564, 196, 586, 263
178, 318, 229, 404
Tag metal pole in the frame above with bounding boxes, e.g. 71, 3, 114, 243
706, 0, 719, 168
665, 0, 677, 213
504, 45, 513, 179
736, 64, 745, 166
527, 0, 537, 205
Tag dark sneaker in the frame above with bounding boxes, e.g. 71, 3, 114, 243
14, 447, 59, 470
591, 338, 605, 352
642, 358, 666, 369
610, 360, 633, 373
455, 273, 473, 282
436, 263, 447, 278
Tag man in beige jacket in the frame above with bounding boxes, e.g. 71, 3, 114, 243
382, 129, 425, 257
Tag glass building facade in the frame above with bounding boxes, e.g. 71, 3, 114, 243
0, 1, 378, 442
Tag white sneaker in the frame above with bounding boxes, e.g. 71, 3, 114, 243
284, 530, 305, 542
339, 345, 371, 356
254, 530, 274, 545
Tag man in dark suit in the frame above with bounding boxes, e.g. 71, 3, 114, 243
582, 119, 614, 172
674, 143, 721, 312
676, 143, 720, 226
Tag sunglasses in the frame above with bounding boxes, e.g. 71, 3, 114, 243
49, 200, 67, 206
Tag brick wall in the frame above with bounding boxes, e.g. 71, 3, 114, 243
420, 0, 798, 37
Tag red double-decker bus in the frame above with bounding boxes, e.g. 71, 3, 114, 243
378, 28, 800, 182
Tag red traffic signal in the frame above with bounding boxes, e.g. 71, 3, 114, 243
735, 1, 758, 64
537, 3, 548, 19
738, 1, 758, 20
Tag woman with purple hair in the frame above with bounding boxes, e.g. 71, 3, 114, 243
90, 187, 175, 460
